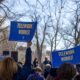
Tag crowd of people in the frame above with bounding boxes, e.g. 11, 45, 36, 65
0, 42, 80, 80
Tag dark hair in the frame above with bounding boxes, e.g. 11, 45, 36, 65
74, 74, 80, 80
58, 63, 76, 80
34, 57, 37, 59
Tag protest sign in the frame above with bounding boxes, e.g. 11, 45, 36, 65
52, 46, 80, 68
9, 21, 37, 42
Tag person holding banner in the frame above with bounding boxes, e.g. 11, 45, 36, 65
17, 42, 32, 80
0, 42, 32, 80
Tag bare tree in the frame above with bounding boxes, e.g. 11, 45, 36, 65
24, 0, 51, 64
62, 0, 80, 48
0, 0, 4, 3
46, 0, 66, 52
0, 0, 26, 51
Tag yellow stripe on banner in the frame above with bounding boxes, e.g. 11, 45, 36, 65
19, 30, 30, 35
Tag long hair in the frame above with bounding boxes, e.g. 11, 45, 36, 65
58, 63, 76, 80
0, 57, 17, 80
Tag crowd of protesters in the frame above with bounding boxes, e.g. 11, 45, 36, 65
0, 42, 80, 80
0, 0, 80, 80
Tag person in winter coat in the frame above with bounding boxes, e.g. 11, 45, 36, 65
0, 42, 32, 80
33, 57, 38, 68
27, 66, 45, 80
43, 57, 51, 66
42, 57, 51, 72
44, 64, 51, 79
15, 42, 32, 80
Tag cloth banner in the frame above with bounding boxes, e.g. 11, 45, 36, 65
51, 46, 80, 68
9, 21, 37, 42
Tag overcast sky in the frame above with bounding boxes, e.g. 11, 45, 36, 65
1, 0, 78, 50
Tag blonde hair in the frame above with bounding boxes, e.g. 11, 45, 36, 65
35, 66, 42, 72
0, 57, 17, 80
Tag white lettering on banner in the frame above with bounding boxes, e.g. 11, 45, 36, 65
61, 55, 73, 61
58, 50, 75, 56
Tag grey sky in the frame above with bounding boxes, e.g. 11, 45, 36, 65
1, 0, 79, 50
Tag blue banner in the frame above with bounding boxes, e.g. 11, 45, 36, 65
51, 46, 80, 68
9, 21, 37, 42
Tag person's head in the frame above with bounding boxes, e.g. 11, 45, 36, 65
45, 64, 51, 68
0, 57, 17, 80
45, 64, 51, 71
34, 57, 38, 61
45, 56, 48, 61
35, 66, 42, 74
58, 63, 76, 80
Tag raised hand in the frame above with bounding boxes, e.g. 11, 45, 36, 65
27, 42, 32, 48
